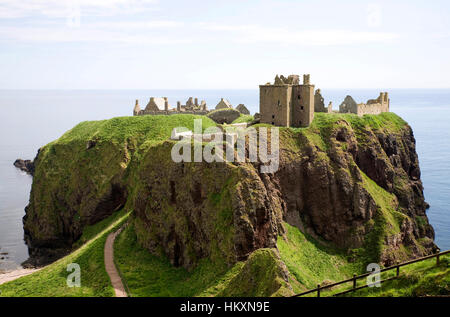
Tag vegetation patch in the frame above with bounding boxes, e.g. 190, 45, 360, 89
231, 114, 254, 124
0, 210, 130, 297
114, 224, 292, 297
348, 255, 450, 297
277, 223, 359, 293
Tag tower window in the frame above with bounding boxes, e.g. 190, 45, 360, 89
272, 115, 275, 119
298, 95, 301, 100
301, 106, 304, 110
277, 100, 280, 106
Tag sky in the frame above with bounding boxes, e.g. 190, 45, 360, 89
0, 0, 449, 89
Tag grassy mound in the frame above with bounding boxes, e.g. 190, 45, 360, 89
114, 224, 292, 297
231, 114, 254, 124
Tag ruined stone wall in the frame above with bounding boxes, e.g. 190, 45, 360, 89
355, 102, 389, 116
339, 93, 389, 116
259, 74, 315, 128
259, 85, 292, 127
292, 85, 314, 127
314, 90, 333, 113
339, 95, 359, 114
356, 92, 389, 115
136, 110, 210, 116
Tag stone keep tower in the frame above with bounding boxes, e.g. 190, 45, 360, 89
259, 74, 314, 127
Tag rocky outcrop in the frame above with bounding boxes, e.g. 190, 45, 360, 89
275, 118, 435, 264
22, 113, 436, 270
207, 108, 241, 124
13, 159, 35, 175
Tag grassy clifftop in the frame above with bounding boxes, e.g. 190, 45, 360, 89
12, 112, 439, 296
54, 114, 216, 148
23, 114, 217, 263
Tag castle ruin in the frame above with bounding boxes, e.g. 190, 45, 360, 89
134, 96, 209, 116
314, 89, 333, 113
339, 92, 390, 116
134, 96, 252, 117
133, 74, 390, 127
215, 98, 233, 110
259, 74, 390, 127
259, 74, 315, 127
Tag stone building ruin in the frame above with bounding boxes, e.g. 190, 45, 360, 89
339, 92, 390, 116
314, 89, 333, 113
236, 104, 250, 115
134, 96, 251, 117
259, 74, 315, 127
259, 74, 390, 127
132, 74, 390, 127
215, 98, 233, 110
134, 96, 209, 116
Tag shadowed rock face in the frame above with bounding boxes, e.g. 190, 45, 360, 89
21, 138, 130, 267
14, 149, 42, 176
207, 108, 241, 124
22, 114, 436, 269
271, 122, 435, 265
14, 159, 36, 175
128, 118, 435, 269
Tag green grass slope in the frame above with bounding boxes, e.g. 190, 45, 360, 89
25, 114, 217, 246
0, 210, 129, 297
278, 223, 449, 297
349, 255, 449, 297
231, 114, 254, 124
56, 114, 216, 148
278, 223, 359, 294
114, 224, 293, 297
9, 111, 440, 297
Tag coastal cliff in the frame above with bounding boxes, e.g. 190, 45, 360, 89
21, 113, 436, 290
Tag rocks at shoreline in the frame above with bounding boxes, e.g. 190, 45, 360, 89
13, 159, 35, 176
21, 248, 69, 269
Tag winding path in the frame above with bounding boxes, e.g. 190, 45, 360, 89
104, 228, 127, 297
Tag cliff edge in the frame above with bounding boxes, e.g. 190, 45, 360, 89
21, 113, 436, 294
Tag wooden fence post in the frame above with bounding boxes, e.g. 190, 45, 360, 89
353, 274, 357, 289
396, 261, 400, 277
436, 248, 441, 266
317, 284, 321, 297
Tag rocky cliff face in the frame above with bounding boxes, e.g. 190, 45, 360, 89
22, 113, 436, 269
271, 116, 436, 265
13, 158, 36, 175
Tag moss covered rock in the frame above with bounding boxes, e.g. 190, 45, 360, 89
207, 108, 241, 124
23, 112, 436, 273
